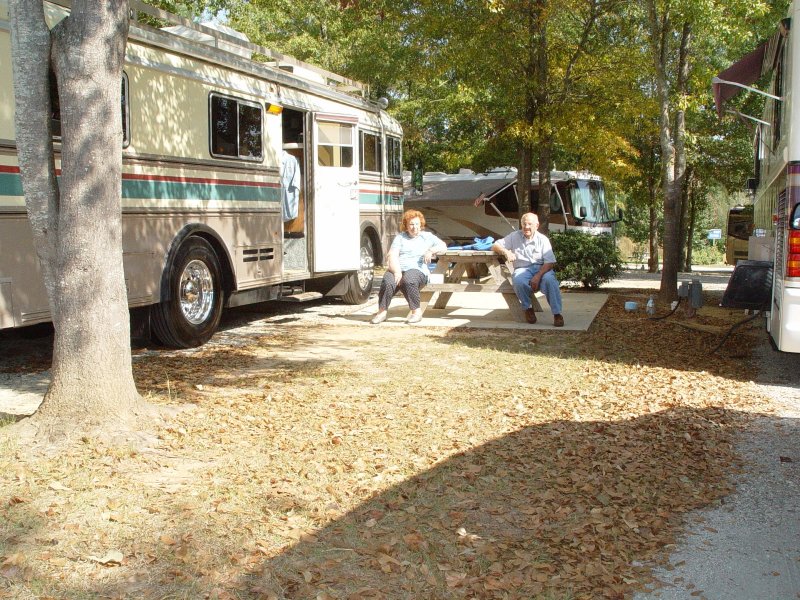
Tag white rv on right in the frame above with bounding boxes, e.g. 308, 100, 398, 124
714, 8, 800, 353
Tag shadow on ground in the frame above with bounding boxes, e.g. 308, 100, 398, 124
1, 406, 783, 599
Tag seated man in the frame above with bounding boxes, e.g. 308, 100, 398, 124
491, 212, 564, 327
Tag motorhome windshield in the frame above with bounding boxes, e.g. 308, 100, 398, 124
570, 180, 611, 222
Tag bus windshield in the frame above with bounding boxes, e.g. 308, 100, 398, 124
569, 180, 612, 222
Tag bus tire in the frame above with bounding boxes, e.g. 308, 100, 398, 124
152, 237, 223, 348
342, 230, 376, 304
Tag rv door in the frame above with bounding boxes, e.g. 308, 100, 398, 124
312, 114, 360, 272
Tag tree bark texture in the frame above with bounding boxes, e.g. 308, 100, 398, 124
647, 1, 691, 302
648, 188, 659, 273
536, 135, 552, 232
533, 0, 550, 231
518, 143, 533, 215
10, 0, 145, 439
684, 178, 696, 272
679, 165, 694, 270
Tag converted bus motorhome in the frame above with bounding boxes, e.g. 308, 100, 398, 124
403, 168, 619, 245
725, 204, 754, 266
713, 8, 800, 352
0, 0, 403, 347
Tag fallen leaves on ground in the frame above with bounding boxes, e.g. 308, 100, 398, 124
0, 290, 776, 599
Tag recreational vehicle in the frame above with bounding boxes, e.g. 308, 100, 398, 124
724, 204, 754, 266
0, 0, 403, 347
713, 6, 800, 352
403, 168, 618, 245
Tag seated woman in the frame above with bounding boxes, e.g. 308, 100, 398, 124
371, 209, 447, 324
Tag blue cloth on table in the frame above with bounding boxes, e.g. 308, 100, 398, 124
448, 236, 494, 251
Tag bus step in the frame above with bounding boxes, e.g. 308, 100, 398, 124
279, 291, 323, 303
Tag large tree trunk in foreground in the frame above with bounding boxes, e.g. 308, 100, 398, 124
10, 0, 148, 442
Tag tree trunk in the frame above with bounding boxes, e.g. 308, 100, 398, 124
648, 1, 672, 280
532, 0, 550, 231
660, 21, 691, 296
684, 180, 696, 272
518, 143, 533, 215
648, 189, 659, 273
10, 0, 149, 442
536, 135, 552, 233
648, 1, 691, 303
680, 167, 695, 271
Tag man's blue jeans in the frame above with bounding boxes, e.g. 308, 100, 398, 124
511, 264, 563, 315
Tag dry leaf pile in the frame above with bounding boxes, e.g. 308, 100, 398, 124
0, 291, 777, 599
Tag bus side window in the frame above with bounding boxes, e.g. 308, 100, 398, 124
360, 131, 382, 173
209, 93, 263, 160
121, 73, 130, 147
49, 68, 61, 138
386, 136, 402, 178
49, 69, 129, 146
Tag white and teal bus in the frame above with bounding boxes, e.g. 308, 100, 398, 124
714, 7, 800, 352
0, 0, 403, 347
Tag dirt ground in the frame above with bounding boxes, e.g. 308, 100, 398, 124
0, 272, 798, 599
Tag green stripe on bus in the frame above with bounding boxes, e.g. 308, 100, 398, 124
1, 173, 280, 203
122, 180, 280, 202
0, 173, 23, 197
359, 192, 404, 206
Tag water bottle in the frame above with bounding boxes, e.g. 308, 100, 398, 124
646, 295, 656, 316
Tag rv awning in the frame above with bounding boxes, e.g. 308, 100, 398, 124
713, 19, 790, 118
404, 174, 517, 207
713, 43, 767, 118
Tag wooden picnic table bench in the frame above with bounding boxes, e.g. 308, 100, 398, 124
418, 250, 543, 322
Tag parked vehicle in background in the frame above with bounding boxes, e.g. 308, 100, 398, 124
713, 8, 800, 352
403, 167, 620, 246
725, 204, 754, 266
0, 0, 403, 347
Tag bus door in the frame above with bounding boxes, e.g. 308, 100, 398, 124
312, 114, 360, 272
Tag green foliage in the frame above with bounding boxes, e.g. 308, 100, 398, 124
691, 242, 725, 266
550, 231, 623, 289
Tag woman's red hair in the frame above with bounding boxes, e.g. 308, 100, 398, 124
401, 209, 426, 232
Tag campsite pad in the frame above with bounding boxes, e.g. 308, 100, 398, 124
345, 289, 607, 330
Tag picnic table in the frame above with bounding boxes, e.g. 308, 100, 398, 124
418, 250, 542, 321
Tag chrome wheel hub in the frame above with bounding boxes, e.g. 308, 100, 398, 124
179, 259, 214, 324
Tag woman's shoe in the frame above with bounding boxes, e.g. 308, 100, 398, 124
370, 311, 388, 324
407, 311, 422, 324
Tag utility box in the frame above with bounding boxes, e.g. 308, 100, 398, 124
678, 279, 704, 309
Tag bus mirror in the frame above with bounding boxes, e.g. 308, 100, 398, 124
746, 177, 758, 193
617, 207, 624, 221
792, 203, 800, 229
579, 206, 587, 219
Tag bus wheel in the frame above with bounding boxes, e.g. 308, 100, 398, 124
152, 237, 223, 348
342, 231, 375, 304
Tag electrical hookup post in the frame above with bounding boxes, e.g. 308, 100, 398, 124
679, 279, 704, 318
